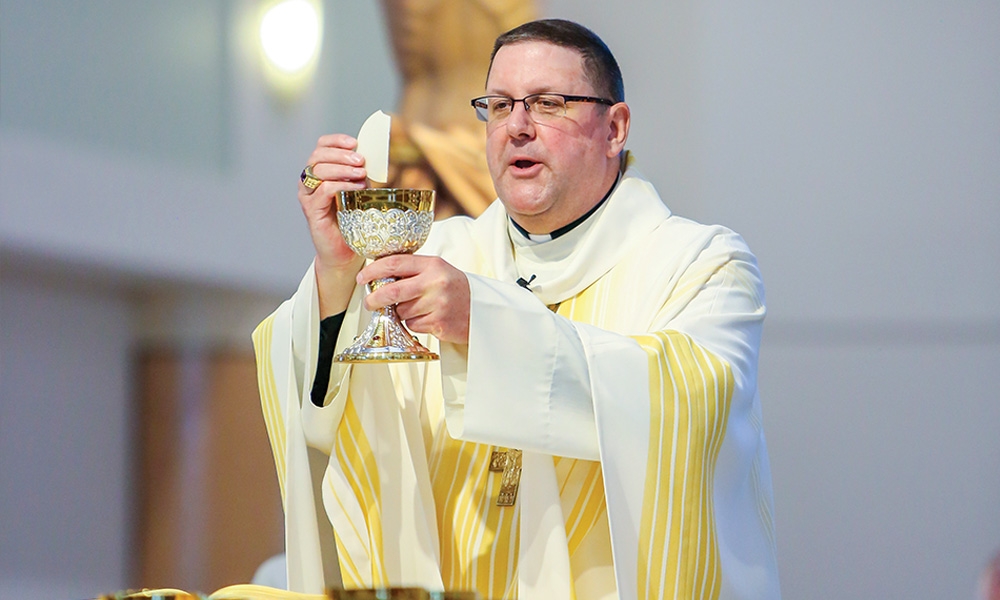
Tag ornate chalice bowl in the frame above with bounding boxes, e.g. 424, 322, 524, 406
334, 188, 438, 363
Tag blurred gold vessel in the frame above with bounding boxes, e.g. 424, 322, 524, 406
327, 588, 479, 599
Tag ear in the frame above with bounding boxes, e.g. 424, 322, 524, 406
605, 102, 631, 157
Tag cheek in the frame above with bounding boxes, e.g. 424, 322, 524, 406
485, 135, 506, 175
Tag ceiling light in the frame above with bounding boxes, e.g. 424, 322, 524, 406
259, 0, 322, 75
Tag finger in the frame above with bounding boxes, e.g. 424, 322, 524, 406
299, 174, 364, 202
364, 275, 424, 311
310, 162, 367, 184
316, 133, 359, 151
302, 135, 366, 190
365, 273, 459, 336
301, 152, 365, 194
399, 312, 439, 337
358, 255, 429, 286
310, 133, 361, 162
394, 297, 422, 321
309, 147, 365, 170
394, 295, 449, 326
399, 300, 468, 344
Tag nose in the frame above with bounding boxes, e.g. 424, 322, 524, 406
505, 99, 535, 138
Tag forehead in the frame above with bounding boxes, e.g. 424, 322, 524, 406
486, 41, 591, 94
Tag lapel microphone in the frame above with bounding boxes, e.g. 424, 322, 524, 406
516, 274, 537, 290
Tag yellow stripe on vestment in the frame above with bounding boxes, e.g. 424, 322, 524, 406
430, 434, 519, 599
252, 314, 287, 506
553, 457, 606, 557
332, 528, 364, 588
632, 331, 733, 600
325, 471, 367, 587
334, 396, 389, 587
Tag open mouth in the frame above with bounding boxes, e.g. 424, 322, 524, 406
513, 159, 538, 169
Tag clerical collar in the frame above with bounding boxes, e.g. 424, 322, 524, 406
509, 170, 622, 243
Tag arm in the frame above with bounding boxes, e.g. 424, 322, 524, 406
256, 133, 376, 450
441, 273, 601, 459
437, 232, 765, 462
297, 134, 371, 408
298, 133, 369, 318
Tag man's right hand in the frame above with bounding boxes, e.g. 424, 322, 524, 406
299, 134, 369, 317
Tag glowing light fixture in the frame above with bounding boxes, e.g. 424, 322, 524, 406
258, 0, 322, 95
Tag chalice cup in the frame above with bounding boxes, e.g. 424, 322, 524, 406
333, 188, 439, 363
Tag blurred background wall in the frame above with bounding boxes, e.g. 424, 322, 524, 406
1, 1, 997, 599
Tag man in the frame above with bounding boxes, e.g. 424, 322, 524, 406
254, 19, 780, 600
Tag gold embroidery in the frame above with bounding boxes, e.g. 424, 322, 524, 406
489, 447, 523, 506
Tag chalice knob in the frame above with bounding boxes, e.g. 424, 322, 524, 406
333, 188, 438, 363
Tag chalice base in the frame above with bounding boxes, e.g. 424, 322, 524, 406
334, 299, 439, 363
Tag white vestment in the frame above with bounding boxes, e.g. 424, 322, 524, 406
253, 155, 781, 599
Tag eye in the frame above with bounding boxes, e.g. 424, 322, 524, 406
489, 97, 513, 113
531, 95, 565, 114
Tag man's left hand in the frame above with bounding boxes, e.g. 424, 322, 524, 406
358, 255, 471, 345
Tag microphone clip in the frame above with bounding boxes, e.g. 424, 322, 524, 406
515, 274, 537, 291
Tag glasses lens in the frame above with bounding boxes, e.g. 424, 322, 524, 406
473, 94, 580, 124
473, 99, 489, 122
487, 97, 514, 122
525, 94, 567, 119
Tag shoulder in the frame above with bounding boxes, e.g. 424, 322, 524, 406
627, 208, 759, 283
631, 216, 765, 318
659, 215, 753, 257
621, 153, 754, 257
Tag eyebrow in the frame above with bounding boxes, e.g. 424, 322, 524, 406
484, 82, 562, 96
486, 89, 585, 99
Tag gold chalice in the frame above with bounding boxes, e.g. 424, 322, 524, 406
334, 188, 438, 363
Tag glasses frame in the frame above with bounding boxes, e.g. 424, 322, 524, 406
470, 93, 615, 124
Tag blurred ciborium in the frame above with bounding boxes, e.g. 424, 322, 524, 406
334, 188, 439, 363
326, 588, 480, 599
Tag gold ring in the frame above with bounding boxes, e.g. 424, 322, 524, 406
300, 165, 321, 190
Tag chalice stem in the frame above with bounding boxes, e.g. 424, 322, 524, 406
367, 277, 403, 350
333, 277, 439, 363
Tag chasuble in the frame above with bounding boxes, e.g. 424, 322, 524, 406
253, 154, 781, 599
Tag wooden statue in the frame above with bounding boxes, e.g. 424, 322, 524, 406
380, 0, 537, 218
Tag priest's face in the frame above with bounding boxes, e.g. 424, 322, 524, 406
484, 41, 628, 234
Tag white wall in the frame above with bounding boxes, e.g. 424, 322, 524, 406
0, 270, 134, 599
1, 1, 997, 598
762, 337, 1000, 598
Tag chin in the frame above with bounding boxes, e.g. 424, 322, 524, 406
500, 194, 548, 218
498, 182, 547, 209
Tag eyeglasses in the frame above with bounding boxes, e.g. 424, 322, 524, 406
470, 93, 615, 125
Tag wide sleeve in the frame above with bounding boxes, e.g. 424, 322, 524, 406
438, 229, 765, 457
438, 272, 600, 459
251, 262, 363, 594
620, 245, 778, 600
251, 263, 329, 593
